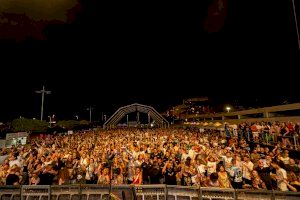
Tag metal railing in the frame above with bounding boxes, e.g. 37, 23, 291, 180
230, 129, 300, 150
1, 185, 300, 200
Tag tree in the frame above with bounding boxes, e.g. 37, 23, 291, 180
57, 120, 80, 130
79, 120, 89, 125
11, 118, 48, 132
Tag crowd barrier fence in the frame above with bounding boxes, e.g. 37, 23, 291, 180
1, 185, 300, 200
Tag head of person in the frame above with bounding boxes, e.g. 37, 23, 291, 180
114, 168, 121, 176
252, 170, 259, 178
265, 147, 270, 153
103, 168, 109, 175
135, 167, 141, 174
243, 155, 250, 162
185, 157, 191, 166
209, 173, 219, 182
226, 151, 231, 158
209, 157, 215, 162
289, 159, 296, 166
167, 160, 173, 169
218, 165, 225, 172
283, 150, 289, 158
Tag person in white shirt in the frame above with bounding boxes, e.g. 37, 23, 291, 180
242, 155, 253, 185
278, 150, 290, 165
188, 148, 196, 160
9, 154, 22, 168
206, 157, 217, 176
222, 152, 233, 171
272, 163, 288, 191
181, 149, 189, 162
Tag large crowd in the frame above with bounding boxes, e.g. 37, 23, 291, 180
0, 125, 300, 192
225, 121, 300, 149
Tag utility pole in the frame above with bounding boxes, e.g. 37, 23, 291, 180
148, 112, 151, 125
292, 0, 300, 50
136, 112, 140, 125
35, 86, 51, 121
87, 106, 94, 123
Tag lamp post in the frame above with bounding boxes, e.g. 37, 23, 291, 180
226, 106, 231, 113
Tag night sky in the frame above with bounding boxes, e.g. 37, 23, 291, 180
0, 0, 299, 122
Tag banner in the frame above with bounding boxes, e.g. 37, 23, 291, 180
0, 140, 5, 148
6, 132, 28, 140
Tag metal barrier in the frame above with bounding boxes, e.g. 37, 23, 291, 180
50, 185, 133, 200
133, 184, 166, 200
110, 185, 134, 200
0, 185, 21, 200
273, 190, 300, 200
51, 185, 80, 200
80, 185, 133, 200
235, 189, 273, 200
1, 185, 300, 200
20, 185, 50, 200
200, 187, 235, 200
243, 130, 300, 150
167, 185, 199, 200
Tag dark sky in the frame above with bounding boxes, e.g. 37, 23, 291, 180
0, 0, 299, 122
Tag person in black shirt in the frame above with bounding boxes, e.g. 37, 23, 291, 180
20, 166, 29, 185
150, 160, 161, 184
255, 159, 274, 190
162, 160, 177, 185
141, 156, 152, 184
53, 158, 64, 171
157, 158, 165, 183
39, 164, 57, 185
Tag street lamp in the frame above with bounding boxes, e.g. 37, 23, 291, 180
226, 106, 231, 113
